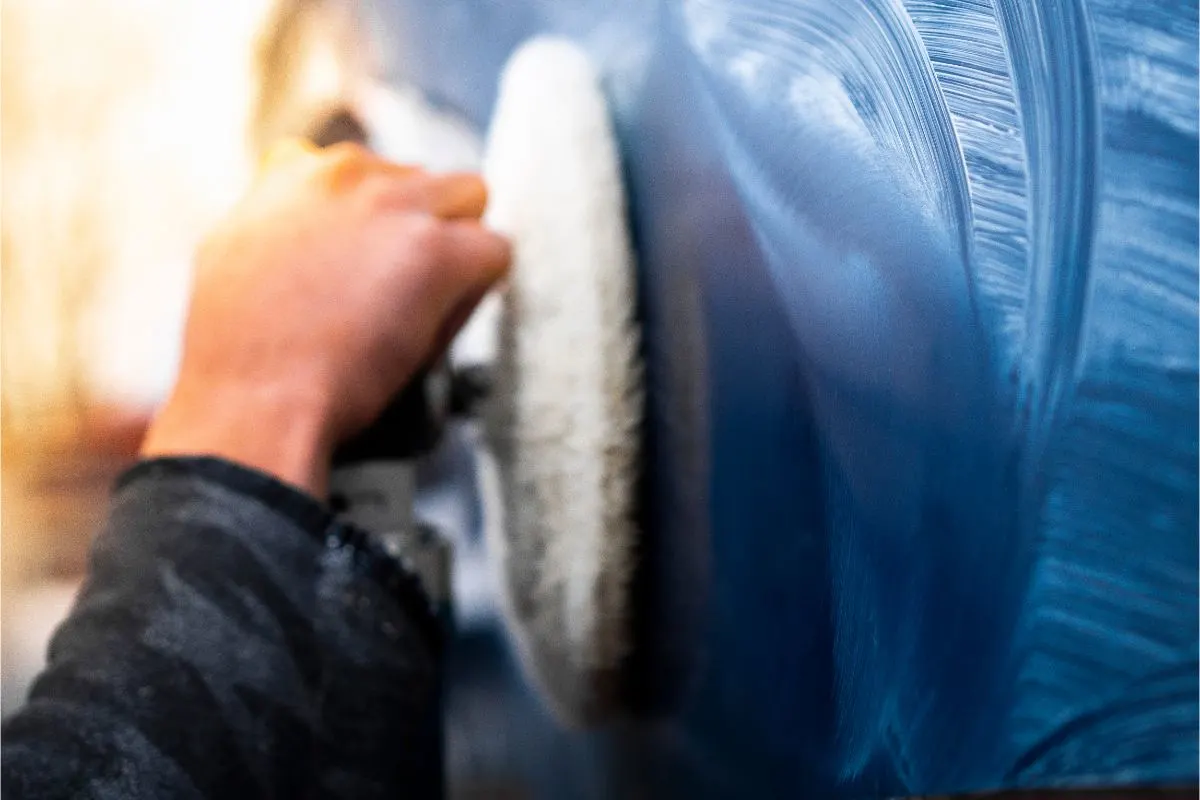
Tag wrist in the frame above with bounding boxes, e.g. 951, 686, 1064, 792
141, 377, 335, 498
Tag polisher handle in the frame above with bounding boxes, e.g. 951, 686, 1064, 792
327, 364, 453, 610
331, 365, 449, 465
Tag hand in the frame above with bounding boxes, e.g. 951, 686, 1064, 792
141, 140, 511, 496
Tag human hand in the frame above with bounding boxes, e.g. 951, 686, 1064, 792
141, 140, 511, 496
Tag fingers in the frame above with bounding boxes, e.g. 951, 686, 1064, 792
261, 138, 509, 355
409, 173, 489, 219
429, 261, 500, 358
431, 221, 510, 353
370, 171, 488, 220
320, 145, 486, 219
271, 136, 489, 221
400, 217, 511, 333
439, 219, 512, 291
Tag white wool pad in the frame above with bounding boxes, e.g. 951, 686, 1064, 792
481, 37, 643, 726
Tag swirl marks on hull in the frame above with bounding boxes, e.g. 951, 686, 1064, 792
993, 0, 1101, 447
903, 0, 1029, 380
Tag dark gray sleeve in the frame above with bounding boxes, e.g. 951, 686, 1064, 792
2, 457, 444, 799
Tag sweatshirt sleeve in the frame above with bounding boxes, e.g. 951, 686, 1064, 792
2, 457, 445, 800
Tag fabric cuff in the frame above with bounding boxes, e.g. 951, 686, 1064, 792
115, 456, 443, 650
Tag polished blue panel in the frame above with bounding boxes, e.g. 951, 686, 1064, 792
375, 1, 1199, 796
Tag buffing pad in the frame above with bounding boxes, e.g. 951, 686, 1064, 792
480, 37, 643, 726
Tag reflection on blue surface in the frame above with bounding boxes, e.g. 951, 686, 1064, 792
380, 0, 1199, 796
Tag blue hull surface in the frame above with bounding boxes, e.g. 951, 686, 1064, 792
383, 2, 1199, 796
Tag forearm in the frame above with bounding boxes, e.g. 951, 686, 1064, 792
2, 457, 444, 799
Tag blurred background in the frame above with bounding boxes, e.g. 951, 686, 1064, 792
2, 0, 352, 705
